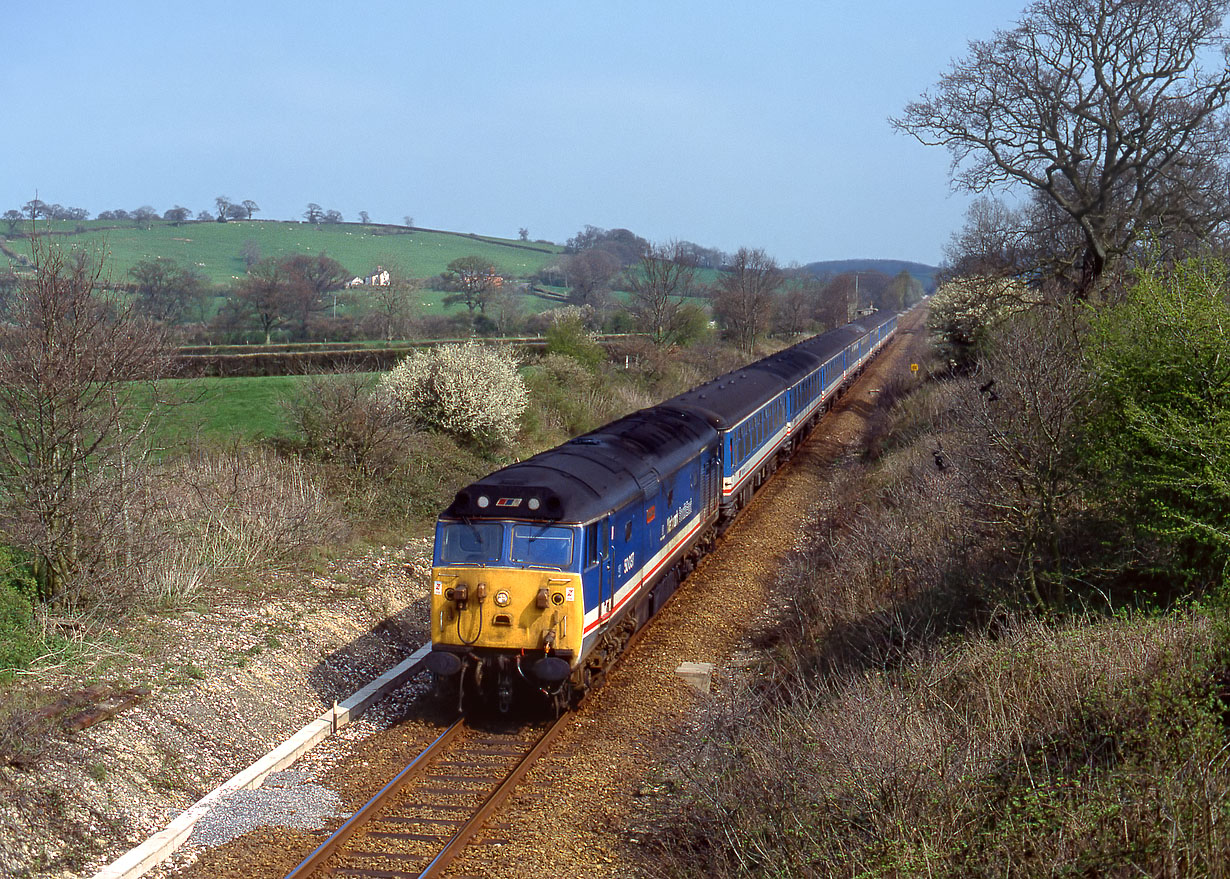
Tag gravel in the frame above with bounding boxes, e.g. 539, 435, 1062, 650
187, 769, 343, 849
0, 538, 436, 879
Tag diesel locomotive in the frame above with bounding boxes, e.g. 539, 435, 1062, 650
422, 309, 900, 712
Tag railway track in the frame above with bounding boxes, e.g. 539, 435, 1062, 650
283, 712, 570, 879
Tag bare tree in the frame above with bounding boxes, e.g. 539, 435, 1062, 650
304, 203, 324, 224
774, 279, 813, 338
131, 205, 158, 228
129, 258, 207, 324
241, 199, 260, 220
441, 255, 500, 316
163, 205, 191, 225
894, 0, 1230, 296
0, 237, 173, 606
282, 252, 350, 337
485, 283, 525, 335
813, 275, 854, 330
241, 238, 262, 268
713, 247, 782, 353
363, 277, 419, 341
565, 248, 621, 305
214, 195, 232, 222
626, 241, 697, 345
950, 304, 1094, 606
2, 210, 22, 234
230, 258, 293, 343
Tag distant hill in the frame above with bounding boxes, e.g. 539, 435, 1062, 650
0, 219, 563, 287
802, 258, 940, 293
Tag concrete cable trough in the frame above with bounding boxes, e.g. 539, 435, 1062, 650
90, 641, 433, 879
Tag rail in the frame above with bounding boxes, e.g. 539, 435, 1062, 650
283, 712, 571, 879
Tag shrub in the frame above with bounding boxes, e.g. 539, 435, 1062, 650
0, 547, 42, 676
378, 341, 528, 448
284, 372, 416, 479
1087, 257, 1230, 591
545, 316, 604, 371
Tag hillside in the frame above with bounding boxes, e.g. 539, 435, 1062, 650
0, 219, 563, 287
803, 258, 939, 292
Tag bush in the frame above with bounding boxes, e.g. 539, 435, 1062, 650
1087, 257, 1230, 591
645, 329, 1230, 876
0, 547, 44, 676
378, 341, 528, 448
545, 316, 604, 371
284, 372, 416, 478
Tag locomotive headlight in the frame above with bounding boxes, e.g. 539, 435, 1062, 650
528, 497, 541, 510
494, 589, 511, 607
477, 495, 490, 508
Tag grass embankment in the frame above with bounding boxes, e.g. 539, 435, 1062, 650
649, 336, 1230, 876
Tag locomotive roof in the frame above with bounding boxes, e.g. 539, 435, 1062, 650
444, 405, 718, 523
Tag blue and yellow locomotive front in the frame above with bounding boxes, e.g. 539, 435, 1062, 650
428, 505, 585, 708
424, 407, 721, 712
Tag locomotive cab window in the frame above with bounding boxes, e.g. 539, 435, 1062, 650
510, 524, 573, 568
437, 522, 504, 565
583, 522, 606, 568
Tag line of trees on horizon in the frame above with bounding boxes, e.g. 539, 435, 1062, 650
3, 208, 926, 352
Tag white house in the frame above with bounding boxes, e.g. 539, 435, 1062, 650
344, 266, 392, 288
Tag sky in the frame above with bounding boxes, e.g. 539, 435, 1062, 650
2, 0, 1029, 268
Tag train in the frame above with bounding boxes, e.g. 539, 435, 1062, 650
422, 309, 900, 712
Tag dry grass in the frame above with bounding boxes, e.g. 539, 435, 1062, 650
649, 355, 1230, 878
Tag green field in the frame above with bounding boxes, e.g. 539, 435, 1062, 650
153, 374, 313, 445
0, 219, 722, 325
2, 219, 563, 287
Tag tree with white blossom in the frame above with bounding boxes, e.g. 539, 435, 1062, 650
378, 342, 527, 448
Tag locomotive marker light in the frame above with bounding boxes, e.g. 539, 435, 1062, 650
494, 589, 511, 607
